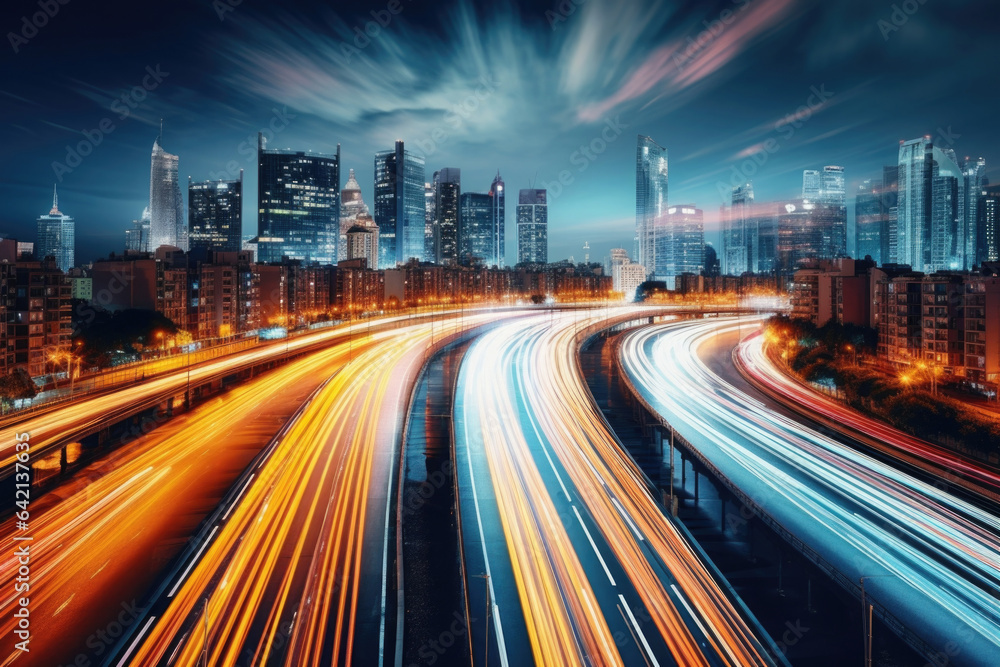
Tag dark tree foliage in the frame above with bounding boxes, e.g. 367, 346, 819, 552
0, 368, 38, 402
75, 309, 178, 366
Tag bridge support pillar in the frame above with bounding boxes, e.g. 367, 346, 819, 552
60, 446, 67, 474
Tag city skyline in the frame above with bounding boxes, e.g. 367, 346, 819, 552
2, 0, 998, 265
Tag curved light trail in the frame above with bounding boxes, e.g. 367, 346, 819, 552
736, 331, 1000, 502
119, 312, 511, 667
456, 309, 775, 667
620, 319, 1000, 666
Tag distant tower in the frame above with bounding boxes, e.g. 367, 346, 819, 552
517, 189, 548, 264
36, 184, 75, 272
583, 241, 590, 263
149, 128, 185, 250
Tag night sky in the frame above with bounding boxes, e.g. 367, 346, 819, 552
1, 0, 997, 265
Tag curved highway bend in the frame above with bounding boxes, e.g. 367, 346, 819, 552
0, 335, 378, 666
109, 312, 516, 667
620, 319, 1000, 666
736, 331, 1000, 502
455, 310, 777, 667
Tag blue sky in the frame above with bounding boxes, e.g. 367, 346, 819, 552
1, 0, 996, 265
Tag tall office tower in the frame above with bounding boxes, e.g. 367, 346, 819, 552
776, 200, 844, 271
656, 205, 704, 287
339, 168, 372, 261
635, 135, 668, 278
424, 181, 435, 262
149, 134, 185, 250
898, 137, 934, 271
188, 172, 243, 254
459, 191, 492, 264
35, 185, 74, 272
856, 180, 882, 263
433, 168, 461, 264
723, 183, 754, 275
125, 207, 151, 253
802, 169, 821, 200
820, 166, 847, 257
257, 133, 340, 265
517, 189, 548, 264
820, 166, 846, 207
489, 171, 505, 267
930, 147, 963, 271
978, 185, 1000, 264
963, 157, 987, 269
374, 141, 426, 268
882, 165, 899, 264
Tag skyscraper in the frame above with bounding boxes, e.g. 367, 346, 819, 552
257, 133, 340, 265
898, 137, 934, 271
802, 170, 821, 200
963, 157, 987, 269
433, 168, 461, 264
930, 148, 962, 271
978, 185, 1000, 264
374, 141, 426, 268
35, 185, 74, 272
635, 135, 668, 278
149, 134, 185, 250
489, 171, 505, 267
424, 181, 435, 262
882, 165, 899, 264
339, 168, 374, 261
657, 205, 704, 286
125, 207, 151, 253
459, 191, 491, 265
820, 166, 846, 207
517, 189, 547, 264
855, 179, 882, 263
188, 172, 243, 254
723, 183, 753, 275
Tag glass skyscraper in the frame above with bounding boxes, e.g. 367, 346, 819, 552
855, 179, 883, 263
149, 135, 185, 251
490, 171, 505, 267
898, 137, 934, 272
802, 170, 821, 200
723, 183, 754, 275
963, 157, 987, 270
433, 168, 461, 264
656, 205, 704, 286
635, 135, 667, 276
517, 189, 547, 264
930, 147, 963, 271
35, 185, 74, 272
374, 141, 426, 268
189, 172, 243, 254
459, 191, 492, 264
257, 133, 340, 265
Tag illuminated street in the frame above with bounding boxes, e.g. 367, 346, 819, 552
456, 309, 776, 666
619, 318, 1000, 665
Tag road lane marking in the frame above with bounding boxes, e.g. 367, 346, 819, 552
116, 616, 157, 667
619, 594, 660, 667
611, 497, 645, 542
221, 473, 254, 521
572, 506, 616, 587
462, 393, 511, 667
168, 525, 218, 598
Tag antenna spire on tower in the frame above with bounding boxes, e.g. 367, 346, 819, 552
50, 184, 59, 215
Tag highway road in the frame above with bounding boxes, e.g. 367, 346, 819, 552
0, 335, 375, 666
619, 318, 1000, 665
114, 312, 513, 667
736, 331, 1000, 502
455, 310, 776, 667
